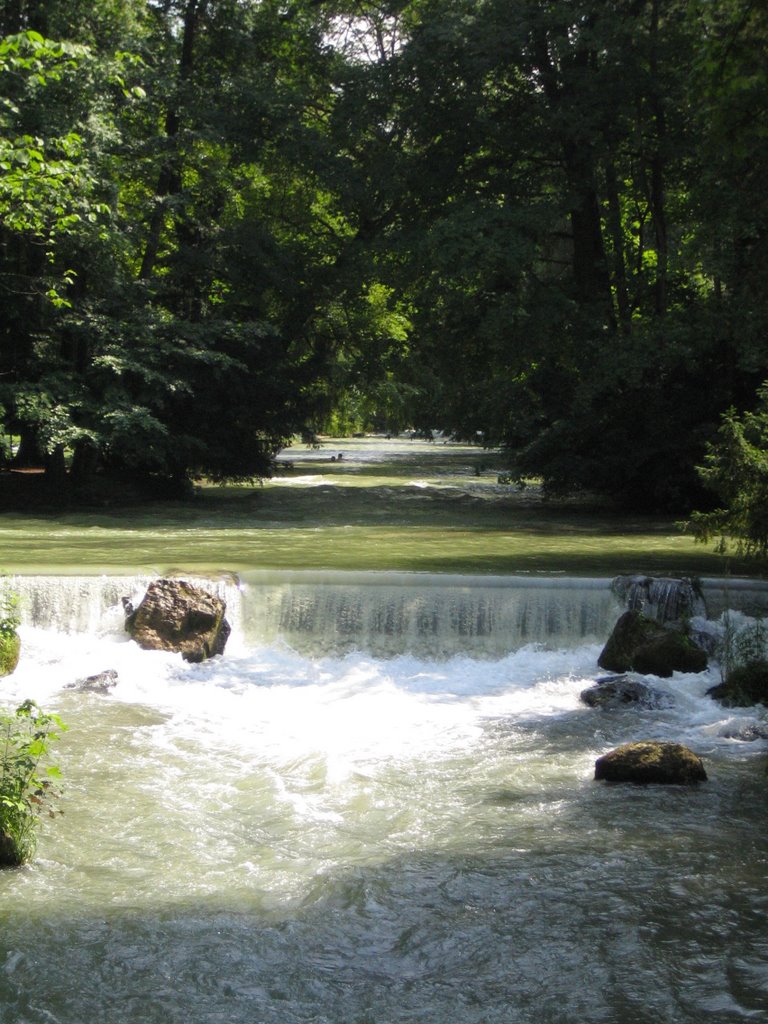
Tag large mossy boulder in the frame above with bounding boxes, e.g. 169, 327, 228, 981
598, 610, 707, 677
0, 630, 20, 676
594, 741, 707, 785
707, 660, 768, 707
631, 630, 708, 676
125, 578, 231, 663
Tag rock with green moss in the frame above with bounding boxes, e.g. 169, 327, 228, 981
707, 660, 768, 707
598, 610, 707, 677
594, 741, 707, 784
631, 630, 708, 676
0, 630, 20, 676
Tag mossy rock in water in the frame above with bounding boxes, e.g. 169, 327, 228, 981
0, 829, 22, 867
598, 611, 669, 672
0, 630, 20, 676
598, 611, 707, 677
631, 631, 708, 677
594, 741, 707, 785
707, 660, 768, 707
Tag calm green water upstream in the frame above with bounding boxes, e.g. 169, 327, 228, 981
1, 438, 767, 1024
0, 437, 747, 575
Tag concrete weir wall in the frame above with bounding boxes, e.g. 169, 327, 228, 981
700, 577, 768, 619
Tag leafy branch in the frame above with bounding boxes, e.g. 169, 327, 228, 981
0, 700, 68, 867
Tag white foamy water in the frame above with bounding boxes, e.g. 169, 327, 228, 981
2, 574, 768, 1024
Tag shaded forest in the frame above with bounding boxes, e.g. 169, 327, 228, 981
1, 0, 766, 515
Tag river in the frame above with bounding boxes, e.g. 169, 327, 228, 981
1, 439, 767, 1023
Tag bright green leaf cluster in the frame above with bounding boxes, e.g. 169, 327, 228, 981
0, 700, 67, 867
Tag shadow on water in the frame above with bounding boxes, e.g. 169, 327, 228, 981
0, 477, 750, 577
3, 438, 768, 1024
0, 434, 758, 575
2, 756, 767, 1024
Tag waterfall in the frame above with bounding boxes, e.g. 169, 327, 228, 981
238, 571, 622, 658
11, 573, 244, 637
9, 571, 619, 657
611, 574, 768, 623
698, 577, 768, 619
610, 575, 707, 623
10, 571, 768, 660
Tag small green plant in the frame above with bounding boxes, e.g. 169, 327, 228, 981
0, 575, 21, 676
0, 575, 19, 633
684, 390, 768, 561
0, 700, 67, 867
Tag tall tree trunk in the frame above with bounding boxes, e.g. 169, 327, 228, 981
12, 427, 44, 468
648, 0, 668, 317
564, 139, 612, 309
533, 24, 614, 318
604, 158, 632, 331
44, 444, 67, 487
138, 0, 208, 282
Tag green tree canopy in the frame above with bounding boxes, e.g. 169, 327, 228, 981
1, 0, 766, 511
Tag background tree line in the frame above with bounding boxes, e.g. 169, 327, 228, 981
0, 0, 766, 515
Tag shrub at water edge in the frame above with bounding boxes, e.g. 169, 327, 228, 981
0, 576, 20, 676
0, 701, 67, 867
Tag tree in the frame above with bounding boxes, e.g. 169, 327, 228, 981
685, 387, 768, 561
2, 0, 766, 509
0, 3, 358, 494
320, 0, 768, 509
0, 28, 119, 475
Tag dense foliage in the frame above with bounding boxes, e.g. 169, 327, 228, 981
0, 0, 766, 512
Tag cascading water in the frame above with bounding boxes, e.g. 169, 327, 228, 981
238, 571, 623, 657
2, 572, 768, 1024
611, 574, 707, 623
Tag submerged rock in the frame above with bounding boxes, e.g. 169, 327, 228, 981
714, 718, 768, 741
580, 674, 670, 709
68, 669, 119, 694
598, 610, 707, 677
125, 578, 231, 663
594, 741, 707, 785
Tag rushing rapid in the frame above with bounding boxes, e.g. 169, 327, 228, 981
2, 571, 768, 1024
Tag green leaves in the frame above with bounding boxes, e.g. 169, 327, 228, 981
0, 699, 67, 867
686, 387, 768, 561
0, 2, 764, 506
0, 576, 20, 639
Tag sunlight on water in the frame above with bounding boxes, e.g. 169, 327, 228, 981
2, 595, 768, 1024
0, 437, 742, 576
1, 441, 767, 1024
